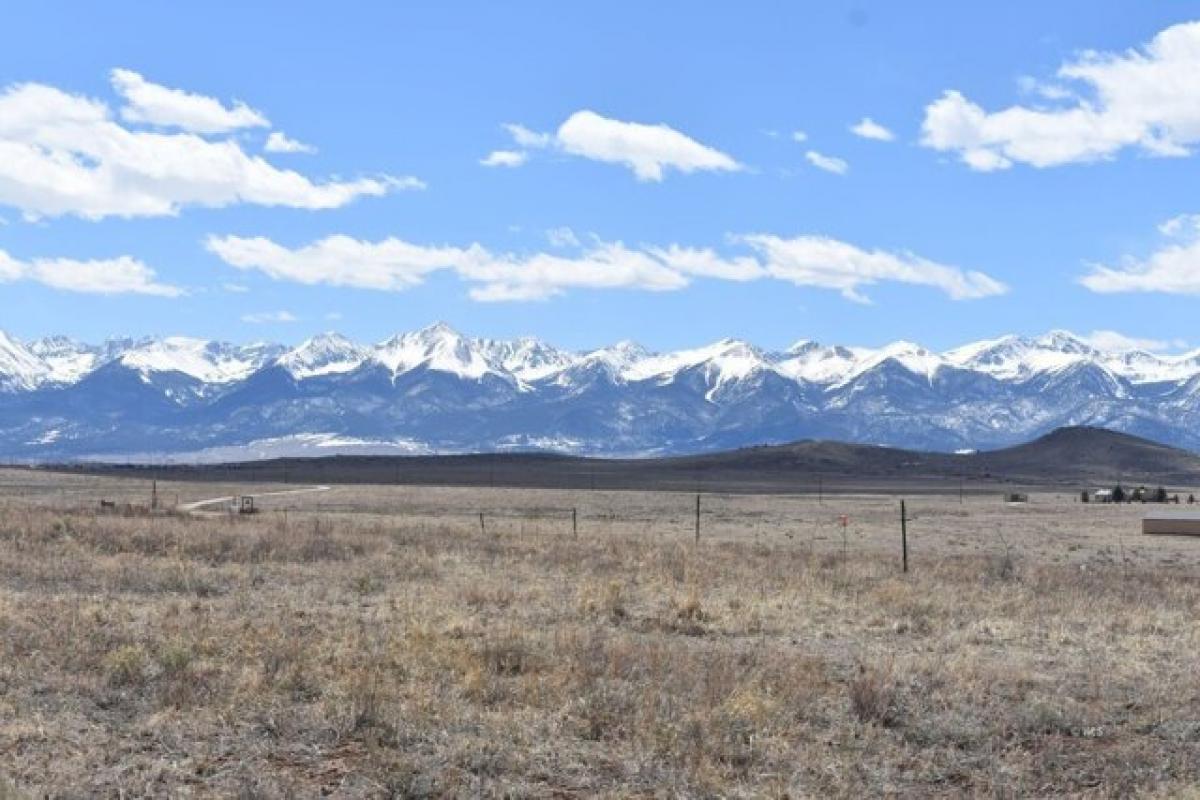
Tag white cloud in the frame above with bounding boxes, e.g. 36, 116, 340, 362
0, 75, 416, 220
242, 310, 298, 324
1157, 213, 1200, 237
264, 131, 316, 154
0, 250, 25, 282
480, 149, 527, 168
503, 123, 553, 149
556, 110, 741, 181
462, 243, 688, 301
805, 150, 849, 175
207, 231, 1002, 304
495, 111, 740, 181
921, 21, 1200, 170
1081, 214, 1200, 295
850, 117, 895, 141
545, 226, 580, 248
741, 234, 1007, 303
0, 249, 182, 296
207, 233, 685, 301
1080, 330, 1186, 353
648, 245, 764, 282
791, 130, 808, 143
111, 68, 268, 134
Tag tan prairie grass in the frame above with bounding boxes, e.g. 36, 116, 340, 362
3, 475, 1200, 795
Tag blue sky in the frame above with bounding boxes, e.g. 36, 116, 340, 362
3, 2, 1200, 352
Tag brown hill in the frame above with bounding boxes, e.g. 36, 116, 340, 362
61, 426, 1200, 494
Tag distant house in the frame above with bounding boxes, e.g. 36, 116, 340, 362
1091, 489, 1114, 503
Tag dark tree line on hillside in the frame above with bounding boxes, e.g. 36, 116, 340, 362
1083, 485, 1194, 504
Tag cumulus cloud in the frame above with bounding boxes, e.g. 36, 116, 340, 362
111, 68, 268, 134
0, 249, 182, 296
850, 117, 895, 141
545, 226, 580, 248
1081, 214, 1200, 295
491, 111, 741, 181
264, 131, 317, 154
556, 110, 741, 181
805, 150, 849, 174
0, 73, 416, 219
480, 149, 527, 168
207, 231, 1002, 304
242, 310, 298, 324
503, 123, 553, 149
922, 21, 1200, 170
1080, 330, 1186, 353
741, 234, 1007, 303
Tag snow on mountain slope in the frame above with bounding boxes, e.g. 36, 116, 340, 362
945, 331, 1200, 384
838, 341, 947, 385
28, 336, 101, 384
776, 341, 867, 384
478, 336, 578, 383
0, 330, 47, 391
374, 323, 503, 381
278, 333, 368, 379
624, 339, 769, 388
945, 333, 1092, 380
576, 341, 649, 376
120, 337, 279, 384
4, 327, 1200, 393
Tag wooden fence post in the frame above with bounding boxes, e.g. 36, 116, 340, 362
900, 500, 909, 573
572, 507, 578, 537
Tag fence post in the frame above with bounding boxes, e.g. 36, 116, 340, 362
900, 500, 909, 573
479, 512, 486, 536
572, 507, 578, 537
694, 493, 701, 543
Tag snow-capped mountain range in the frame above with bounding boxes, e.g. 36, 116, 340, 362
2, 323, 1199, 460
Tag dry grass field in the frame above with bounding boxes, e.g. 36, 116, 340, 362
4, 468, 1200, 796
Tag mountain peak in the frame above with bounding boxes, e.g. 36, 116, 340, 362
0, 330, 46, 392
375, 325, 499, 380
279, 333, 367, 379
118, 337, 275, 384
414, 321, 460, 341
1036, 330, 1094, 353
